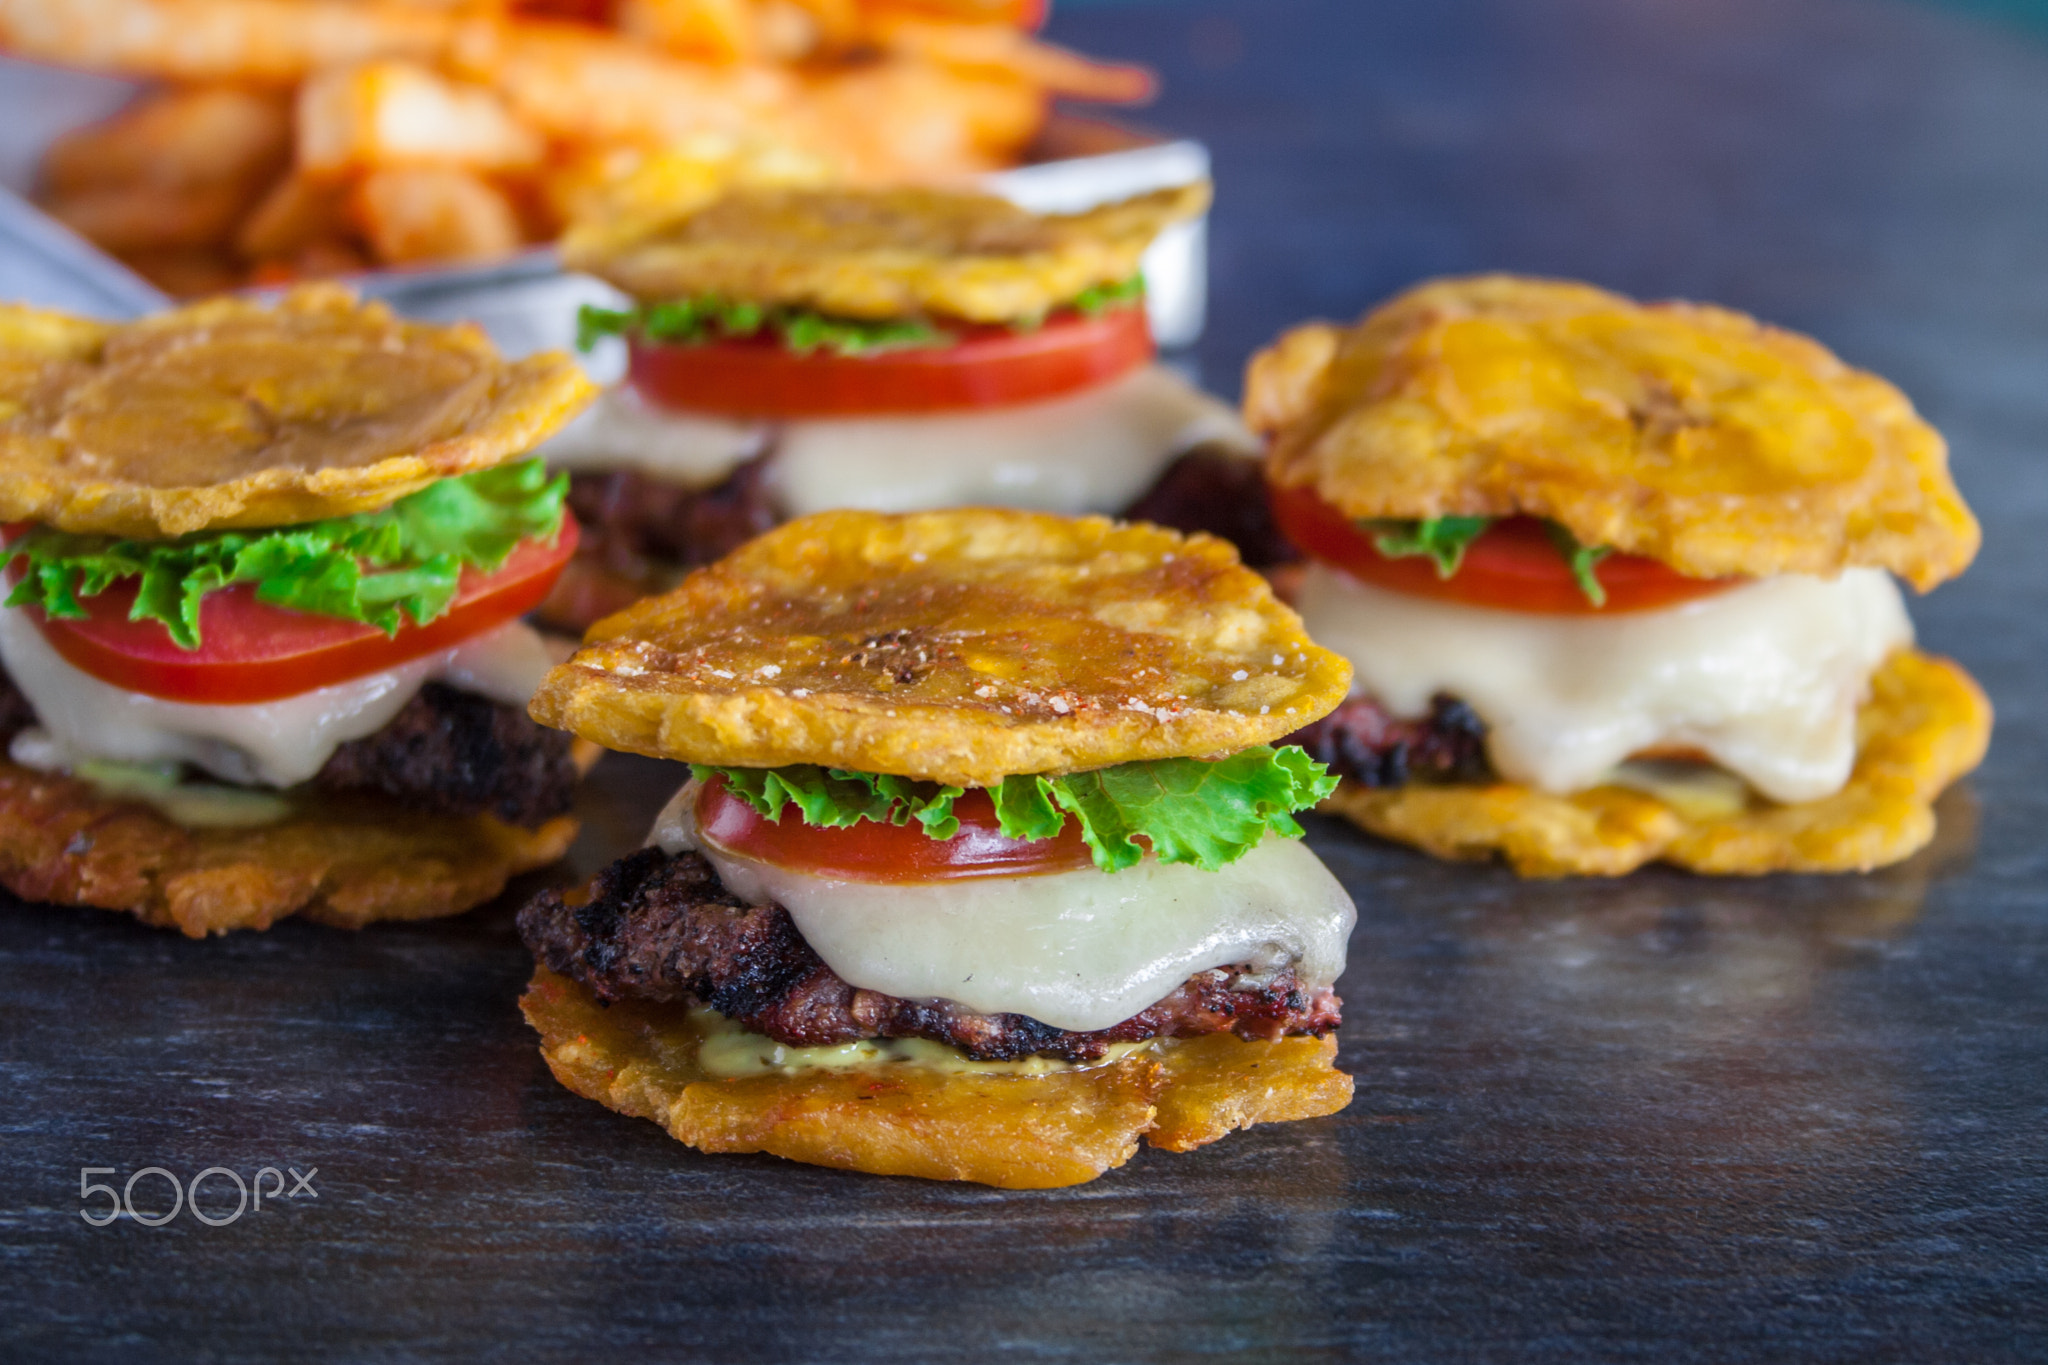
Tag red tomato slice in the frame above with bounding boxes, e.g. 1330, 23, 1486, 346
628, 306, 1153, 419
1269, 483, 1736, 614
696, 776, 1095, 884
23, 520, 578, 704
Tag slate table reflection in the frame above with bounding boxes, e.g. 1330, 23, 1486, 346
5, 0, 2046, 1359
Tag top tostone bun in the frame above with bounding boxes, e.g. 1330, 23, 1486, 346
0, 285, 596, 539
562, 181, 1211, 325
529, 508, 1352, 788
1249, 275, 1979, 591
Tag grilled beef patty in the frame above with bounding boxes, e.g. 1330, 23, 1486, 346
0, 668, 575, 828
315, 682, 577, 827
519, 846, 1343, 1063
1120, 443, 1297, 566
566, 455, 778, 584
1286, 693, 1492, 788
560, 442, 1287, 598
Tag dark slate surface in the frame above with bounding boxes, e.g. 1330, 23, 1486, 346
4, 0, 2046, 1359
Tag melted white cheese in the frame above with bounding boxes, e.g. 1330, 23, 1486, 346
7, 738, 296, 828
767, 364, 1255, 519
651, 781, 1356, 1034
538, 363, 1255, 515
0, 606, 555, 789
1294, 564, 1914, 803
535, 385, 768, 489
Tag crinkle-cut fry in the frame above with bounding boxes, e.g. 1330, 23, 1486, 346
0, 285, 596, 537
447, 19, 799, 144
0, 0, 456, 84
39, 86, 292, 197
532, 508, 1352, 787
1327, 649, 1991, 878
350, 165, 524, 265
298, 60, 542, 178
521, 968, 1352, 1188
0, 761, 576, 937
868, 17, 1154, 104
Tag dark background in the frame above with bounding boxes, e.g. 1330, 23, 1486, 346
5, 0, 2047, 1360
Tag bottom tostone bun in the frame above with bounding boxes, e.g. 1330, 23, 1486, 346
0, 761, 578, 937
521, 968, 1354, 1189
1327, 648, 1991, 877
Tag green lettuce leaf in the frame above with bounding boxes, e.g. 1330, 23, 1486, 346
1070, 274, 1146, 317
694, 765, 967, 840
1544, 523, 1612, 607
578, 298, 946, 358
696, 746, 1338, 874
3, 459, 566, 650
1368, 516, 1494, 577
577, 276, 1143, 358
1367, 515, 1616, 605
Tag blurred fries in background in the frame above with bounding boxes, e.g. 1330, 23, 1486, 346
0, 0, 1151, 294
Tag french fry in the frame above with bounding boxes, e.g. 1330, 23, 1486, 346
867, 17, 1153, 103
350, 164, 523, 264
298, 60, 543, 176
41, 86, 292, 196
448, 20, 797, 144
0, 0, 454, 83
616, 0, 758, 63
246, 236, 372, 286
117, 247, 245, 296
857, 0, 1046, 24
532, 141, 670, 235
798, 56, 1044, 180
45, 181, 256, 251
236, 171, 352, 258
758, 0, 862, 60
4, 0, 1159, 284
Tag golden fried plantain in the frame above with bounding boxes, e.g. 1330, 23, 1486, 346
531, 508, 1353, 787
1251, 275, 1979, 591
0, 285, 596, 538
521, 967, 1352, 1189
563, 180, 1210, 323
0, 760, 577, 936
1329, 649, 1991, 877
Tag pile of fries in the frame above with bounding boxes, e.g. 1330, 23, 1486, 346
0, 0, 1150, 295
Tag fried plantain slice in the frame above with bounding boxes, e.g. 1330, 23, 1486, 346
531, 508, 1353, 787
563, 181, 1210, 323
0, 760, 576, 936
1327, 648, 1991, 877
521, 967, 1352, 1189
0, 284, 596, 538
1250, 275, 1980, 591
